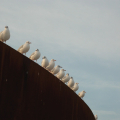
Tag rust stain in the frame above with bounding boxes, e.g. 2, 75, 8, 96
0, 42, 95, 120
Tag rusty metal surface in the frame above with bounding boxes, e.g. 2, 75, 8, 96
0, 41, 95, 120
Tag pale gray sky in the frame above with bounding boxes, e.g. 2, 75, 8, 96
0, 0, 120, 119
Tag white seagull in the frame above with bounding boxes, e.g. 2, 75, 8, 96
67, 77, 74, 88
94, 115, 98, 120
78, 91, 86, 99
56, 69, 66, 79
0, 26, 10, 43
29, 49, 41, 62
51, 65, 62, 75
46, 59, 56, 71
17, 41, 31, 55
61, 73, 70, 83
41, 56, 49, 68
71, 83, 79, 92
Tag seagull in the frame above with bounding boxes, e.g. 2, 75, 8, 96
78, 91, 86, 99
17, 41, 31, 55
29, 49, 41, 62
94, 115, 98, 120
0, 26, 10, 43
61, 73, 70, 83
56, 69, 66, 79
51, 65, 62, 75
46, 59, 56, 71
67, 77, 74, 88
71, 83, 79, 92
41, 56, 49, 68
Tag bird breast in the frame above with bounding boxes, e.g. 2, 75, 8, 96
72, 84, 79, 91
79, 92, 85, 98
47, 61, 55, 70
56, 71, 65, 79
2, 28, 10, 41
32, 51, 40, 60
52, 67, 60, 74
42, 59, 49, 67
61, 76, 70, 83
67, 79, 74, 88
21, 44, 30, 53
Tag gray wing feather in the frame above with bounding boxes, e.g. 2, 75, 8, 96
61, 75, 66, 80
29, 52, 35, 58
56, 71, 61, 77
51, 67, 55, 72
17, 45, 23, 51
0, 31, 3, 40
46, 64, 50, 69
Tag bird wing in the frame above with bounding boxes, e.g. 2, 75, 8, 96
46, 61, 52, 69
17, 45, 23, 51
46, 64, 50, 69
61, 75, 66, 80
78, 92, 81, 96
56, 71, 61, 77
71, 84, 75, 89
29, 52, 35, 58
41, 60, 44, 66
0, 31, 2, 35
0, 31, 3, 35
67, 80, 70, 84
51, 67, 55, 72
0, 31, 3, 40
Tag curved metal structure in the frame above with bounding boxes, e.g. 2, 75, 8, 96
0, 42, 95, 120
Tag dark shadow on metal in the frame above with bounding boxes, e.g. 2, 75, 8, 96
0, 42, 95, 120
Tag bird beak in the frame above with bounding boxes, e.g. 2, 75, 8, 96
60, 66, 62, 68
29, 42, 31, 44
64, 70, 66, 71
54, 60, 56, 61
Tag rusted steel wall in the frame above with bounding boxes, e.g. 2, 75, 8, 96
0, 41, 95, 120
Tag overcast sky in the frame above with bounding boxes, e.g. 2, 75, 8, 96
0, 0, 120, 119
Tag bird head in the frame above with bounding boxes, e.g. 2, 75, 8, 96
51, 59, 56, 61
5, 26, 8, 28
57, 65, 62, 68
83, 91, 86, 93
26, 41, 31, 44
94, 115, 98, 120
42, 56, 46, 59
66, 73, 69, 75
36, 49, 39, 51
61, 69, 66, 71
